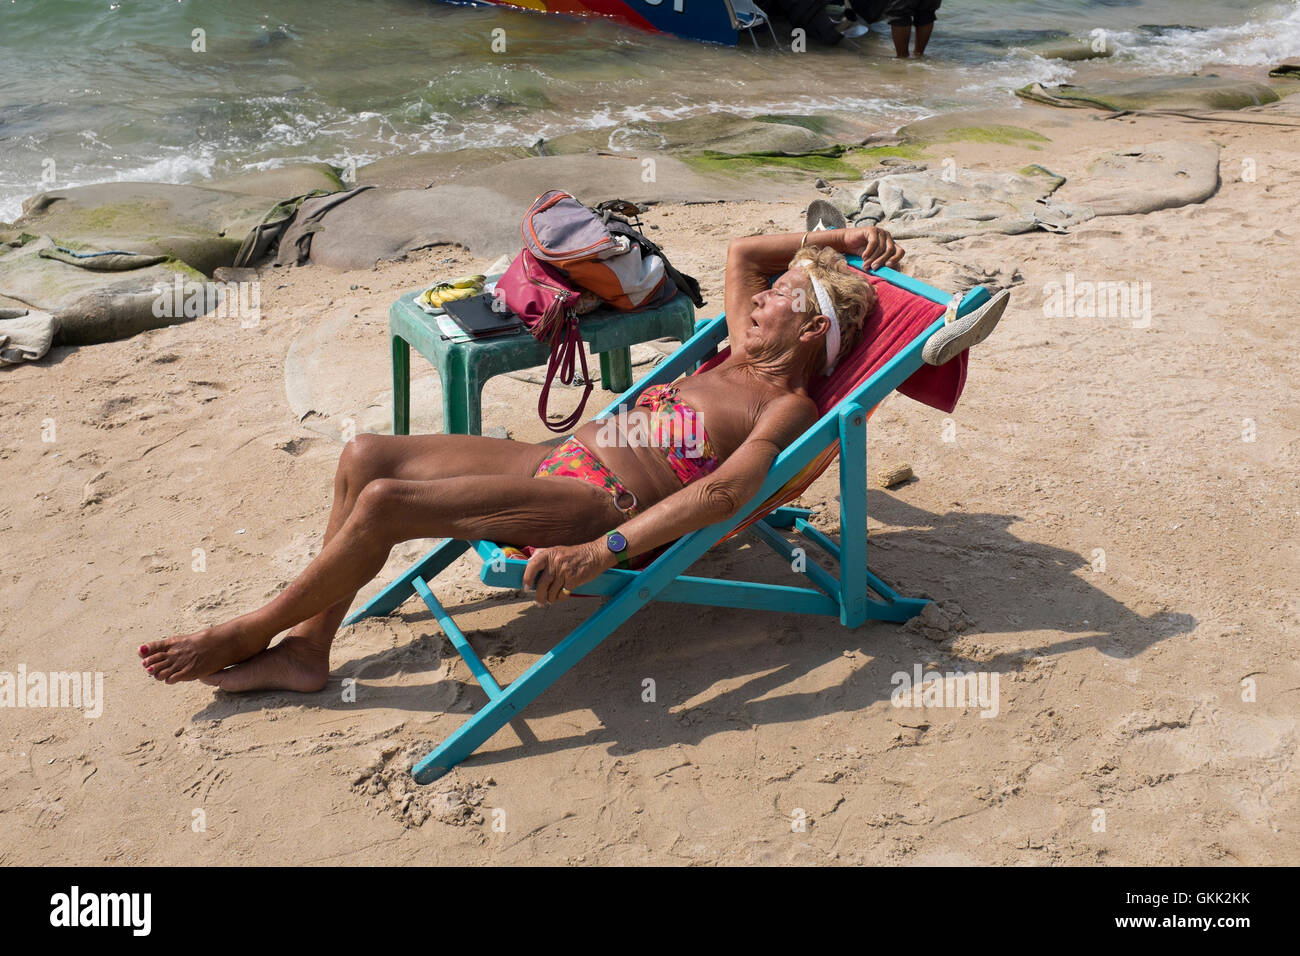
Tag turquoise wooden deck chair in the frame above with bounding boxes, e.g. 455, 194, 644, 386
345, 259, 992, 783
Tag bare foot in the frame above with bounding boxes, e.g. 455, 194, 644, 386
139, 618, 274, 684
199, 636, 330, 693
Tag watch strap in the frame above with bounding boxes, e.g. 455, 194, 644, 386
606, 530, 631, 569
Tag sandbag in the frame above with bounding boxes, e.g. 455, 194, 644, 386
1016, 76, 1280, 112
0, 235, 210, 346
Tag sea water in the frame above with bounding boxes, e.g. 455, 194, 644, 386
1, 0, 1298, 219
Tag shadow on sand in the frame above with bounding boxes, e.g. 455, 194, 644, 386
192, 490, 1195, 773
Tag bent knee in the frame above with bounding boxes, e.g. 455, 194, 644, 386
353, 476, 408, 517
338, 433, 393, 486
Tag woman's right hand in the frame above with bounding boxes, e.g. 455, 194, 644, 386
844, 227, 904, 270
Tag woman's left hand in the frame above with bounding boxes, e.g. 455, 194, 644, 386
844, 226, 905, 270
523, 540, 613, 606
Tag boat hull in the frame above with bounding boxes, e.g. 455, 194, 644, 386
449, 0, 741, 46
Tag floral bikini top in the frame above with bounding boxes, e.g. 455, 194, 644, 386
635, 382, 720, 485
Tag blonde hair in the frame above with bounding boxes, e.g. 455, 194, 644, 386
789, 244, 875, 374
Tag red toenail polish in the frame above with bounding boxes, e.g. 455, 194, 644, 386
139, 645, 147, 655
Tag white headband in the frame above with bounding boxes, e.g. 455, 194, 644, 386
797, 262, 841, 375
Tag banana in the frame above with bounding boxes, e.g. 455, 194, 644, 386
438, 286, 478, 304
420, 274, 485, 309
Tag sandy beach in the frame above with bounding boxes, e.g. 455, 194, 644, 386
2, 91, 1298, 865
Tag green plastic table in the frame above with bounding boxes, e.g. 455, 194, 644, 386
389, 287, 699, 435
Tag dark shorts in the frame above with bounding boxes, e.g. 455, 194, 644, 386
853, 0, 941, 26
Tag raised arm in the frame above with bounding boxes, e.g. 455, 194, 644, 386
724, 226, 905, 355
523, 392, 818, 605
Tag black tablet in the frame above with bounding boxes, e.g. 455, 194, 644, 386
441, 292, 525, 338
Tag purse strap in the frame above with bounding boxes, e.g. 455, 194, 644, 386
602, 215, 705, 308
537, 316, 594, 433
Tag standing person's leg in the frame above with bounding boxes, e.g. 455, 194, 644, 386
890, 23, 911, 57
913, 0, 939, 55
883, 0, 915, 57
913, 22, 933, 55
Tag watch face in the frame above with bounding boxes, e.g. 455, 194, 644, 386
607, 531, 628, 553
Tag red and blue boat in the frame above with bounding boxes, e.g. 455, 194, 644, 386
452, 0, 757, 46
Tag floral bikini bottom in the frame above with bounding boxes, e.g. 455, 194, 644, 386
533, 381, 721, 522
533, 435, 641, 517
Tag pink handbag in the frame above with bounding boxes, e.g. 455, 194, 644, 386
495, 189, 702, 432
495, 249, 593, 433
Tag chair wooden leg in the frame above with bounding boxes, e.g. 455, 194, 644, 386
413, 585, 641, 782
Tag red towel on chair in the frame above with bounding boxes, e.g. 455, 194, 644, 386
698, 273, 966, 414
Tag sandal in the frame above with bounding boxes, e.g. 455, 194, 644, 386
805, 199, 847, 233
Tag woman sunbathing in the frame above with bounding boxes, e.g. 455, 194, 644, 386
139, 226, 906, 692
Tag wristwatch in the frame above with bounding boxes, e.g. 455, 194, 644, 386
606, 530, 630, 569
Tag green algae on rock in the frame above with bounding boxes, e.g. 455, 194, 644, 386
204, 163, 345, 199
682, 148, 859, 180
